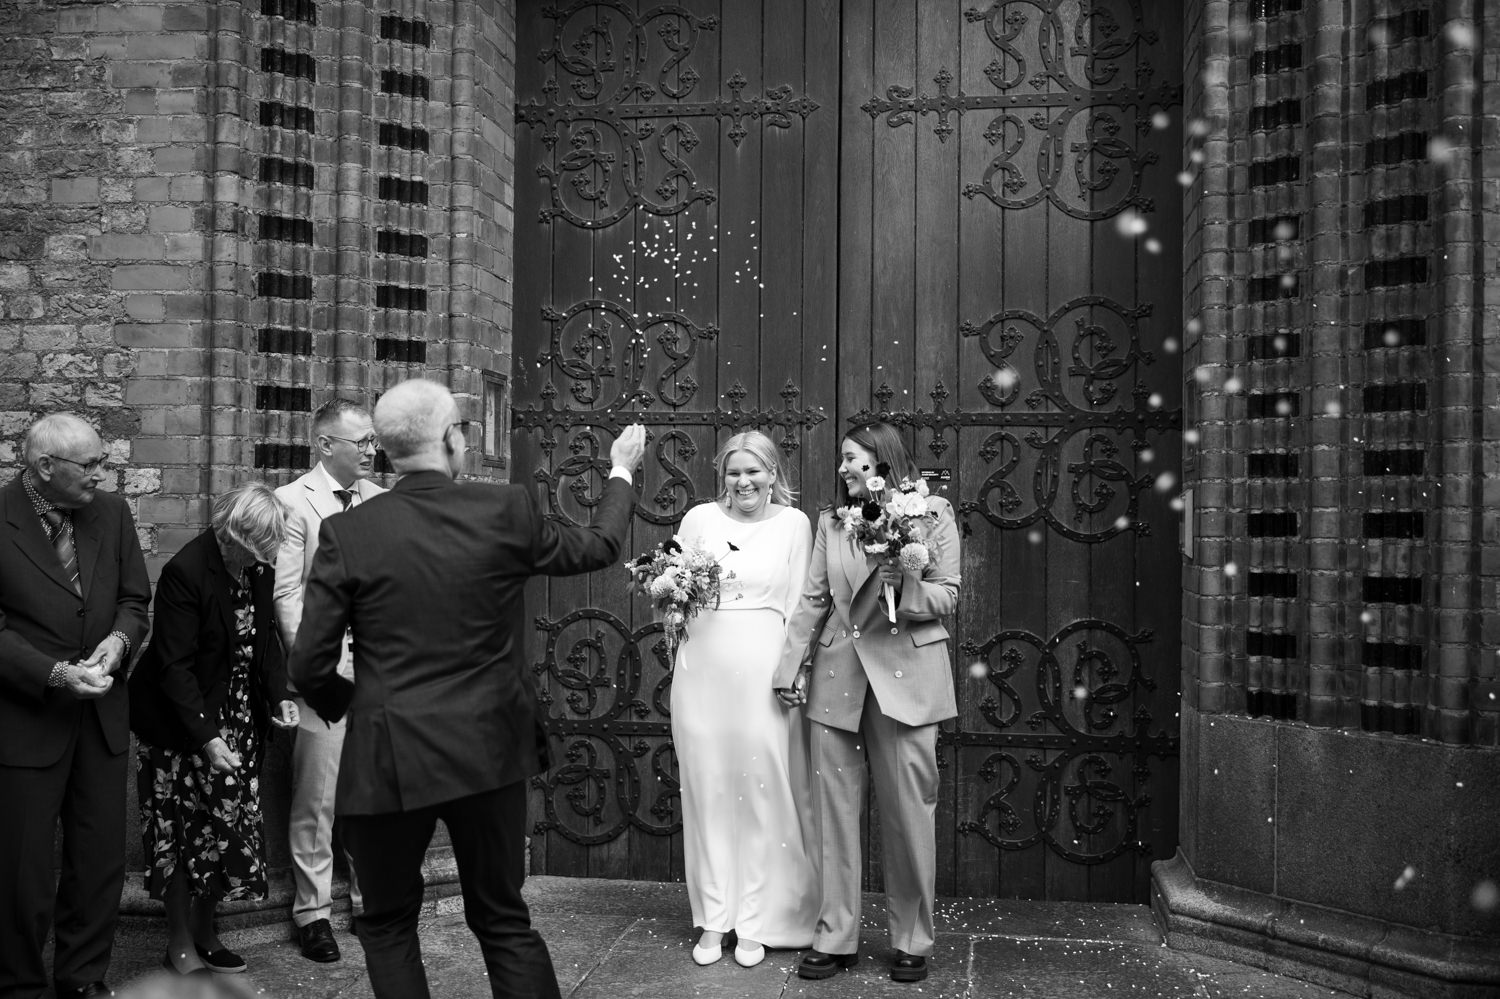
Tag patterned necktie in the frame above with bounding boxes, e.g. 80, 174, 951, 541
44, 509, 81, 596
334, 489, 353, 511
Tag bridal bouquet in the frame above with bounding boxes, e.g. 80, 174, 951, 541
626, 537, 736, 661
835, 464, 940, 623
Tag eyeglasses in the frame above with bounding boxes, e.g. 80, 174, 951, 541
46, 454, 107, 474
324, 434, 379, 452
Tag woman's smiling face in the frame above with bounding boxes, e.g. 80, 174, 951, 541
839, 438, 879, 500
723, 450, 774, 515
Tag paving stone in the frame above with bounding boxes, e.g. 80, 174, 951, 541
968, 937, 1220, 999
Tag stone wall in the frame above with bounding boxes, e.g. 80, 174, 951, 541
1164, 2, 1500, 995
0, 0, 518, 906
0, 0, 518, 575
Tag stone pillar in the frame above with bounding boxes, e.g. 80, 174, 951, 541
1161, 2, 1500, 996
0, 0, 518, 924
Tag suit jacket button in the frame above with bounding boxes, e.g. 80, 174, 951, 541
890, 627, 899, 635
852, 630, 860, 638
828, 670, 835, 677
894, 670, 903, 678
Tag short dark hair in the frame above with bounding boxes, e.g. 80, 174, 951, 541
835, 421, 919, 507
310, 398, 369, 439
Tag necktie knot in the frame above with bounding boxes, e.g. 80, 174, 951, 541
334, 489, 353, 511
43, 508, 66, 535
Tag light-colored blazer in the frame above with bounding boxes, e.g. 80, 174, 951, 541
774, 496, 961, 732
274, 464, 385, 679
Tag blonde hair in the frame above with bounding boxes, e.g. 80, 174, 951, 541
712, 430, 796, 507
211, 482, 291, 564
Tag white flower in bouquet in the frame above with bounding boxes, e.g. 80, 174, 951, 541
649, 576, 676, 599
865, 541, 890, 555
914, 478, 930, 497
899, 542, 930, 574
865, 475, 887, 493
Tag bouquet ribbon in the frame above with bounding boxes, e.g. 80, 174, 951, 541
881, 581, 897, 624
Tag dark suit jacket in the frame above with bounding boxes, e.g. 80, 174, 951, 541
0, 475, 151, 766
288, 471, 635, 816
129, 530, 289, 753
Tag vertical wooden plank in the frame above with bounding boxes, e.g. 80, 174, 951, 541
513, 0, 553, 879
914, 0, 961, 898
800, 0, 840, 513
761, 0, 804, 449
717, 0, 763, 422
953, 4, 1004, 900
838, 0, 874, 428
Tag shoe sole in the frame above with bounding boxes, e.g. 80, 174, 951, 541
204, 964, 247, 974
891, 967, 929, 982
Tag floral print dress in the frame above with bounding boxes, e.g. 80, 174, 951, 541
137, 570, 268, 902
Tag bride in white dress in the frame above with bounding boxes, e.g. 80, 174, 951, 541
670, 430, 817, 968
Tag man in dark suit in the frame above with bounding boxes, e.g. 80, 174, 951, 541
288, 379, 646, 999
0, 413, 151, 999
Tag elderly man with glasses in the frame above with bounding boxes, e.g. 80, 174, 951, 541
0, 412, 151, 999
273, 398, 386, 963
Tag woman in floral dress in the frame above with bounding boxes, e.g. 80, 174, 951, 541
130, 483, 300, 975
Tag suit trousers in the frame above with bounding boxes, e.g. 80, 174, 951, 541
341, 780, 561, 999
288, 697, 362, 926
808, 689, 939, 957
0, 706, 125, 999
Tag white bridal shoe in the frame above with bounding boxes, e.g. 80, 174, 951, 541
733, 941, 766, 968
692, 936, 724, 966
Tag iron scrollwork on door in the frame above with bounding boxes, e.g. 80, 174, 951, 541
519, 2, 820, 228
952, 620, 1176, 864
862, 0, 1180, 219
515, 299, 826, 526
529, 607, 680, 843
853, 296, 1179, 544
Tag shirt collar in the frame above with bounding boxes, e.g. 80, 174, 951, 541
314, 462, 360, 502
21, 470, 62, 520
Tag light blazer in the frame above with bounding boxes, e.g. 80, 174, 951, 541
287, 471, 636, 816
0, 476, 151, 766
773, 496, 961, 732
273, 465, 385, 677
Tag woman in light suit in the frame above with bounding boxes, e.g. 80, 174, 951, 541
774, 421, 960, 985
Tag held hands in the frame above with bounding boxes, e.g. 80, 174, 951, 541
78, 633, 127, 676
775, 664, 810, 708
203, 737, 242, 773
610, 424, 648, 473
64, 663, 113, 700
270, 699, 300, 730
876, 563, 905, 589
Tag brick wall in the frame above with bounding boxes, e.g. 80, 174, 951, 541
0, 0, 518, 578
1181, 0, 1495, 746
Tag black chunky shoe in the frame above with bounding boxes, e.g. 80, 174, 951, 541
891, 951, 928, 982
797, 950, 859, 980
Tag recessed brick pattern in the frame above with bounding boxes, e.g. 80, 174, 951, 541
1180, 3, 1486, 744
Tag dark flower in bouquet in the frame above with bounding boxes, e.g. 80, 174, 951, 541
626, 536, 736, 661
835, 466, 941, 622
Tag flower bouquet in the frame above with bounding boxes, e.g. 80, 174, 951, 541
835, 463, 941, 623
626, 537, 736, 661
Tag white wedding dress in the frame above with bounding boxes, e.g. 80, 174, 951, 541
670, 501, 817, 947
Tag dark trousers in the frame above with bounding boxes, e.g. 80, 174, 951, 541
0, 708, 126, 999
342, 780, 561, 999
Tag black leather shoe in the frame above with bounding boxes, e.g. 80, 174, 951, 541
298, 918, 341, 962
797, 950, 859, 980
891, 951, 928, 982
58, 985, 113, 999
196, 945, 248, 973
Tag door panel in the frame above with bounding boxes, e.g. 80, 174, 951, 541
513, 0, 1182, 902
